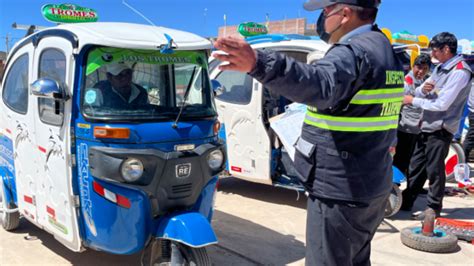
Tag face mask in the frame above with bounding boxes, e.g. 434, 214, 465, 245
316, 8, 344, 44
316, 13, 331, 43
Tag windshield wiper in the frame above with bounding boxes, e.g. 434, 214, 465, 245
172, 66, 197, 128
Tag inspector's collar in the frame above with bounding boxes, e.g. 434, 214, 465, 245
338, 24, 372, 43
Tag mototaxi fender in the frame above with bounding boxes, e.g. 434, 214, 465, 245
155, 212, 217, 248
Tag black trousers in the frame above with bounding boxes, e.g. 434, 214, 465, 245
393, 131, 419, 176
402, 129, 452, 211
463, 111, 474, 160
305, 193, 389, 266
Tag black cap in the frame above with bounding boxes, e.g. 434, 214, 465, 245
303, 0, 380, 11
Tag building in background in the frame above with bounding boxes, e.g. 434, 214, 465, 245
0, 51, 6, 82
218, 18, 316, 38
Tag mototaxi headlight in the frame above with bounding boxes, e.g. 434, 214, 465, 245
207, 150, 224, 170
121, 158, 144, 182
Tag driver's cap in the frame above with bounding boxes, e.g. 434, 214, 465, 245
303, 0, 380, 11
106, 62, 131, 76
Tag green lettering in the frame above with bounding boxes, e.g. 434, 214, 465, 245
380, 102, 402, 116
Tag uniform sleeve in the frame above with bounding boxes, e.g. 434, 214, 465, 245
249, 46, 360, 110
412, 70, 471, 111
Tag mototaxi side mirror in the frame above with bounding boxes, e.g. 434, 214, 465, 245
31, 78, 69, 101
211, 79, 224, 96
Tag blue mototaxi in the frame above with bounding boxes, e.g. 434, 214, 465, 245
0, 22, 225, 265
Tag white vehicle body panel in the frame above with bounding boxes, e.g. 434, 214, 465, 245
212, 38, 329, 185
32, 36, 82, 251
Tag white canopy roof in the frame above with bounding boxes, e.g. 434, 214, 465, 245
49, 22, 211, 51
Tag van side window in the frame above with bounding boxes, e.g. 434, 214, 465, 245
2, 54, 29, 114
214, 70, 253, 105
38, 49, 66, 126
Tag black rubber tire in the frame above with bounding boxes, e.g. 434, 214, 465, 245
385, 184, 402, 217
400, 226, 458, 253
445, 142, 465, 182
179, 244, 211, 266
143, 241, 211, 266
0, 182, 20, 231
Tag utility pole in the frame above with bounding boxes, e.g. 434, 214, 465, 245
5, 33, 10, 54
203, 8, 208, 37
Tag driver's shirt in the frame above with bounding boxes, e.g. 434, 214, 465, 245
111, 84, 142, 103
94, 80, 149, 109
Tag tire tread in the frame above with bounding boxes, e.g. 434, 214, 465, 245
400, 226, 458, 253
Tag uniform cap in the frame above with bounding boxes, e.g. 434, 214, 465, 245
106, 62, 131, 76
303, 0, 380, 11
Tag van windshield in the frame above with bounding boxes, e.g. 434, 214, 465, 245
82, 47, 216, 121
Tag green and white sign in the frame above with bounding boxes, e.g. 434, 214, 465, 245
238, 22, 268, 37
42, 3, 98, 23
85, 48, 208, 76
392, 30, 418, 44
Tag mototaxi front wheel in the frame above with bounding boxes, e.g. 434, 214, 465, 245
0, 180, 20, 231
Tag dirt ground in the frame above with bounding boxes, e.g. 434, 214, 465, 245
1, 177, 473, 265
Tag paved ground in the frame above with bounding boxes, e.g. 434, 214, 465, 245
1, 177, 473, 265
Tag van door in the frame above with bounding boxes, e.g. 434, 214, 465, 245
32, 37, 82, 251
211, 70, 272, 184
0, 44, 40, 225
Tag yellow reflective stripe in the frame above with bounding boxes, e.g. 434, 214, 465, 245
351, 87, 404, 105
304, 112, 399, 132
306, 112, 398, 123
304, 119, 398, 132
355, 88, 404, 96
350, 97, 404, 105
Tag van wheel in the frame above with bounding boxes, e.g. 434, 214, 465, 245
0, 181, 20, 231
400, 226, 458, 253
384, 184, 402, 217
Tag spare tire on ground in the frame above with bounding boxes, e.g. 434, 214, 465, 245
400, 226, 458, 253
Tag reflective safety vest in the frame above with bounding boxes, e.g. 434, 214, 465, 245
305, 87, 404, 132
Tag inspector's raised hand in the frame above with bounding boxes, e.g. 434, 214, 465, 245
213, 36, 257, 72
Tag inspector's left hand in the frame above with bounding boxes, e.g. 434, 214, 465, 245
403, 95, 414, 105
213, 36, 257, 72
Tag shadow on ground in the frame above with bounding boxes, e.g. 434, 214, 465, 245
5, 208, 306, 265
212, 210, 306, 265
9, 219, 140, 265
218, 176, 307, 209
387, 194, 474, 221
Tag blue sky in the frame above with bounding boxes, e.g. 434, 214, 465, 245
0, 0, 473, 52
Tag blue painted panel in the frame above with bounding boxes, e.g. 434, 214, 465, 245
0, 133, 17, 205
246, 34, 320, 45
76, 140, 151, 255
155, 212, 217, 248
193, 177, 218, 221
75, 120, 216, 146
392, 166, 406, 184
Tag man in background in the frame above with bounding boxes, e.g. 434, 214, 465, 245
402, 32, 473, 219
393, 54, 431, 176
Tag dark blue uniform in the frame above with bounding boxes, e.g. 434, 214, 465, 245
250, 26, 404, 265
